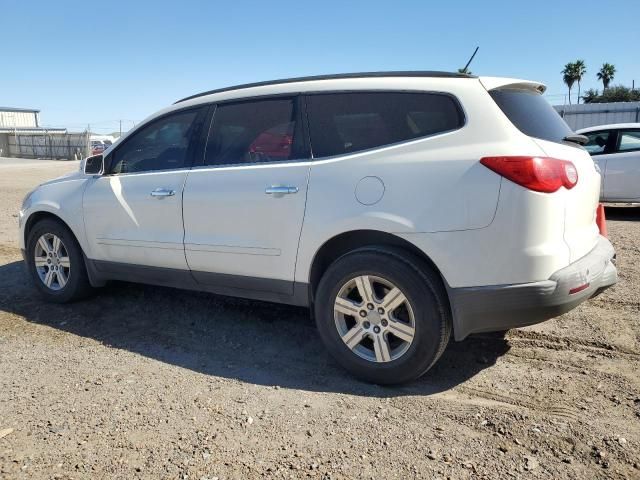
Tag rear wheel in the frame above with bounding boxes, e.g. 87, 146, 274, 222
26, 219, 93, 303
314, 247, 451, 384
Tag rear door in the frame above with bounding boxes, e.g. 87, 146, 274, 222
603, 129, 640, 200
182, 96, 310, 294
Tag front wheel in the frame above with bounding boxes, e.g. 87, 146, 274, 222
26, 219, 93, 303
314, 248, 451, 384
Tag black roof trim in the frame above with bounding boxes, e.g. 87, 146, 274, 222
174, 71, 476, 104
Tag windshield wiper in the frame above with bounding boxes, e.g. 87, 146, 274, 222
563, 134, 588, 145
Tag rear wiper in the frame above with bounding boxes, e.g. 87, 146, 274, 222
563, 134, 588, 145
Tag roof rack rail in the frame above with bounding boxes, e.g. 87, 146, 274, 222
174, 70, 475, 104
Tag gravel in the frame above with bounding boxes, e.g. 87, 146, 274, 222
0, 158, 638, 479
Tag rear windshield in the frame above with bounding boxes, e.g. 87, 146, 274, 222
489, 88, 573, 143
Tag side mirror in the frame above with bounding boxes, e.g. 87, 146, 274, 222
84, 154, 104, 175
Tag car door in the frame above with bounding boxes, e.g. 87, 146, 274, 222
582, 129, 615, 196
182, 96, 310, 295
603, 129, 640, 200
83, 106, 207, 269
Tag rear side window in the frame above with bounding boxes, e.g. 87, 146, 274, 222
306, 92, 464, 158
205, 97, 307, 166
617, 130, 640, 152
489, 88, 573, 144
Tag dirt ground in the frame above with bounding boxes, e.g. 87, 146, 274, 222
0, 158, 638, 480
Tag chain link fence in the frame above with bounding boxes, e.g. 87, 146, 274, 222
3, 131, 90, 160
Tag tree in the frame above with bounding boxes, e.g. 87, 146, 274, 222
561, 62, 578, 104
597, 63, 616, 90
581, 88, 599, 104
574, 60, 587, 104
599, 85, 640, 103
579, 85, 640, 103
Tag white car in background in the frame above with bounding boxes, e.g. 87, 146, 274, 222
577, 123, 640, 202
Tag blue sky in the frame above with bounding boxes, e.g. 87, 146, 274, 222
3, 0, 638, 133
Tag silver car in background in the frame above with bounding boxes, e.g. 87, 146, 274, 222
577, 123, 640, 203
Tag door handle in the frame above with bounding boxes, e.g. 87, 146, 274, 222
150, 188, 176, 198
265, 185, 299, 195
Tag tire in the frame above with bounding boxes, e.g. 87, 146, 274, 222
26, 218, 93, 303
314, 247, 451, 384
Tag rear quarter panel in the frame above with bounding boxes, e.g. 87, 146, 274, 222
295, 78, 542, 286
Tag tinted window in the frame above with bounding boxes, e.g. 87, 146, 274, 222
110, 109, 199, 174
306, 92, 463, 158
583, 130, 611, 155
618, 130, 640, 152
489, 89, 574, 144
205, 97, 306, 166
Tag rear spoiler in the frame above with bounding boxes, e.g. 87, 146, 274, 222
479, 77, 546, 94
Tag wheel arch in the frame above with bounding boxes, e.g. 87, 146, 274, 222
23, 211, 75, 247
307, 229, 449, 304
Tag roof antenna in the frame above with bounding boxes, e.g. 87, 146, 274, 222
460, 46, 479, 74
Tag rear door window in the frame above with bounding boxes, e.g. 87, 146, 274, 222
204, 97, 308, 166
306, 92, 464, 158
489, 88, 574, 144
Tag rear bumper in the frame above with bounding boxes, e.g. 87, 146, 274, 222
449, 236, 617, 340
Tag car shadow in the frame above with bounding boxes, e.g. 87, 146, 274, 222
605, 205, 640, 221
0, 259, 510, 397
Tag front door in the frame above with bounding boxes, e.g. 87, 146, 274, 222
182, 96, 310, 294
83, 107, 206, 269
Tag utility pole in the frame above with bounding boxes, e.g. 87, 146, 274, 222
119, 120, 122, 137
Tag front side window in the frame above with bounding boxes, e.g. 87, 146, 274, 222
583, 130, 611, 155
306, 92, 464, 158
205, 97, 306, 166
617, 130, 640, 152
110, 109, 200, 174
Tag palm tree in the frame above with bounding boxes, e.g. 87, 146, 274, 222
574, 60, 587, 104
597, 63, 616, 91
562, 62, 578, 104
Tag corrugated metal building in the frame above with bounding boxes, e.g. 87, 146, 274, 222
0, 106, 40, 129
554, 102, 640, 130
0, 106, 87, 159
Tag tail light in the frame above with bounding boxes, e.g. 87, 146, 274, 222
480, 156, 578, 193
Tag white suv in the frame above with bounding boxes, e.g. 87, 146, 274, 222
19, 72, 617, 384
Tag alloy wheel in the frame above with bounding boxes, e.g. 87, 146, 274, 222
34, 233, 71, 291
333, 275, 416, 363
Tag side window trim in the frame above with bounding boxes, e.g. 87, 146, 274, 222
195, 94, 311, 169
105, 105, 207, 175
303, 90, 466, 160
605, 130, 618, 154
191, 104, 217, 168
